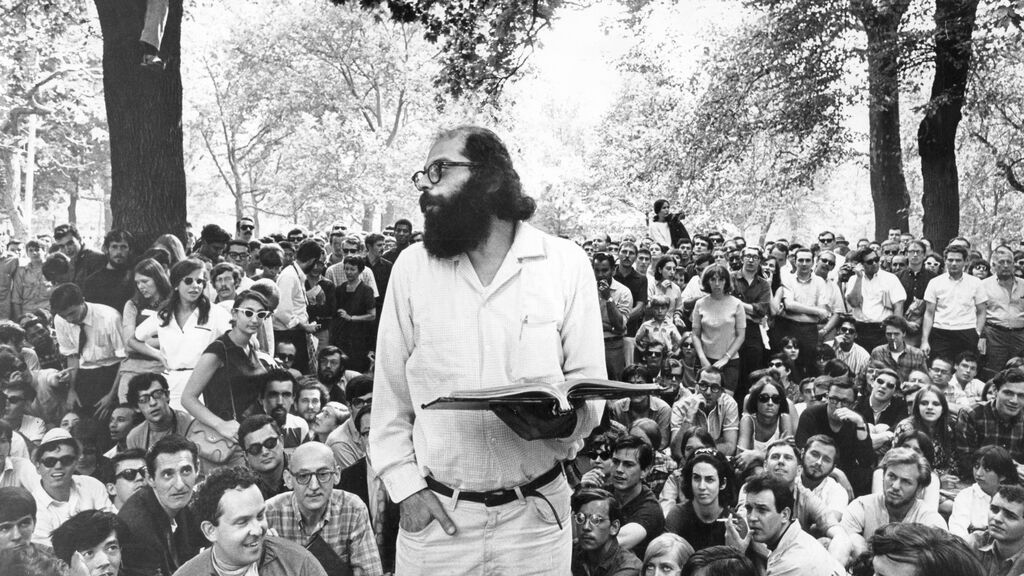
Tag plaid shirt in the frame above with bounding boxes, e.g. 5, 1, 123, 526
265, 489, 383, 576
868, 343, 928, 383
956, 400, 1024, 477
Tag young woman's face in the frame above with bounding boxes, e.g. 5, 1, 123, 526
756, 383, 782, 419
783, 341, 799, 361
643, 554, 682, 576
135, 273, 158, 301
177, 268, 207, 304
974, 462, 1004, 496
232, 298, 267, 335
690, 461, 721, 507
917, 391, 943, 423
924, 257, 941, 273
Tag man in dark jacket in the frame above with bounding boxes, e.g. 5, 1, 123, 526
117, 435, 203, 576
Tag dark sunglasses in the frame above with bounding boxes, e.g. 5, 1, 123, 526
181, 277, 207, 286
818, 237, 835, 243
115, 467, 148, 482
276, 354, 295, 361
40, 455, 77, 468
239, 225, 255, 231
245, 436, 280, 456
863, 258, 879, 265
758, 394, 781, 404
838, 327, 856, 335
768, 361, 785, 368
341, 248, 359, 254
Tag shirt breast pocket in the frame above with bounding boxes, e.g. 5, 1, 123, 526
516, 316, 563, 382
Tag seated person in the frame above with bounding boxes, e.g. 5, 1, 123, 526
681, 545, 755, 576
610, 365, 671, 450
641, 533, 693, 576
570, 487, 642, 576
870, 522, 985, 576
671, 367, 739, 455
795, 376, 875, 496
238, 415, 288, 499
50, 509, 123, 576
956, 367, 1024, 478
968, 483, 1024, 576
255, 370, 308, 453
0, 486, 42, 553
664, 447, 736, 551
98, 448, 147, 511
870, 431, 941, 512
610, 435, 665, 559
949, 445, 1019, 539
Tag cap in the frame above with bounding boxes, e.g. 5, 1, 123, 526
33, 427, 80, 461
835, 234, 848, 245
0, 486, 36, 523
53, 224, 77, 239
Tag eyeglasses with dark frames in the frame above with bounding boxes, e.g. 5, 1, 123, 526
411, 160, 484, 186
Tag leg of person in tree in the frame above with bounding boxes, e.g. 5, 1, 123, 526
140, 0, 169, 68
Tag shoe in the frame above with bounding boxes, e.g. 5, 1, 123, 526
141, 53, 165, 70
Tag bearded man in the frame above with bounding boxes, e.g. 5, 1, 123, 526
369, 126, 606, 575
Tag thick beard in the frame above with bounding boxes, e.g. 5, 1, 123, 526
420, 182, 493, 259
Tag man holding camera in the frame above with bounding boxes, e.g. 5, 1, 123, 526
844, 247, 906, 352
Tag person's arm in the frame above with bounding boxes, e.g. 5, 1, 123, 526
719, 301, 746, 363
737, 412, 754, 451
10, 268, 23, 319
691, 301, 709, 368
976, 301, 987, 354
845, 272, 864, 309
616, 523, 648, 550
128, 308, 164, 362
921, 301, 936, 356
717, 427, 738, 457
180, 351, 238, 440
825, 525, 854, 568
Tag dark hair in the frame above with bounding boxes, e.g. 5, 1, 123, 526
237, 414, 281, 450
353, 404, 372, 432
768, 352, 794, 375
51, 510, 123, 566
127, 372, 168, 406
700, 264, 733, 294
152, 234, 187, 266
682, 545, 755, 576
258, 244, 284, 269
145, 434, 199, 476
0, 420, 12, 442
158, 258, 211, 328
102, 229, 134, 251
41, 252, 70, 283
131, 258, 173, 310
592, 252, 615, 269
743, 473, 794, 513
942, 244, 969, 261
295, 239, 325, 263
232, 289, 271, 313
192, 466, 260, 526
653, 199, 669, 218
974, 445, 1020, 484
346, 374, 374, 401
743, 373, 790, 416
672, 426, 716, 464
894, 430, 936, 466
869, 522, 984, 576
259, 369, 298, 397
620, 364, 652, 383
613, 434, 654, 469
881, 315, 910, 334
365, 233, 385, 248
955, 350, 979, 366
343, 255, 366, 272
438, 126, 536, 221
49, 283, 84, 313
200, 224, 231, 245
0, 321, 25, 347
828, 375, 857, 397
653, 256, 677, 282
681, 448, 737, 507
571, 487, 622, 524
297, 381, 328, 406
211, 262, 242, 286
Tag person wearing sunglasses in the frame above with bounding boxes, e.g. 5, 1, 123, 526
181, 290, 271, 455
235, 217, 256, 243
29, 428, 114, 547
844, 247, 906, 353
270, 435, 385, 576
854, 368, 906, 457
133, 259, 231, 412
99, 448, 147, 511
238, 415, 288, 499
736, 371, 794, 471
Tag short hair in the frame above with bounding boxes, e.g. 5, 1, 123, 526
955, 350, 979, 366
699, 365, 723, 381
592, 252, 615, 268
24, 240, 41, 251
803, 434, 838, 458
210, 262, 242, 284
257, 244, 284, 268
930, 355, 953, 371
102, 229, 134, 251
53, 223, 81, 240
880, 446, 932, 487
996, 483, 1024, 507
365, 233, 385, 248
620, 364, 652, 383
613, 434, 654, 469
233, 289, 271, 312
682, 545, 755, 576
191, 466, 260, 526
353, 405, 372, 433
145, 434, 199, 476
881, 315, 910, 333
0, 486, 35, 523
258, 369, 298, 397
828, 375, 857, 397
236, 414, 281, 450
764, 438, 800, 462
3, 379, 35, 404
649, 294, 671, 309
0, 420, 11, 443
393, 219, 412, 232
126, 372, 169, 405
343, 255, 365, 272
869, 522, 985, 576
700, 264, 733, 294
0, 321, 26, 345
200, 224, 231, 244
570, 487, 622, 524
681, 448, 737, 507
51, 510, 123, 566
974, 445, 1020, 484
49, 283, 84, 313
875, 367, 900, 384
297, 381, 328, 405
109, 447, 146, 470
41, 252, 70, 283
295, 239, 324, 263
743, 473, 794, 514
0, 546, 71, 576
643, 533, 694, 572
346, 374, 374, 400
943, 244, 969, 261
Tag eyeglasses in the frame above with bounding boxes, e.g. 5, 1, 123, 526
820, 260, 836, 267
819, 236, 835, 243
838, 327, 856, 335
351, 396, 372, 409
582, 449, 612, 460
411, 160, 484, 185
826, 396, 855, 408
244, 436, 280, 456
697, 380, 722, 392
341, 248, 359, 254
115, 467, 148, 482
2, 394, 27, 404
136, 388, 168, 405
873, 378, 897, 390
680, 342, 694, 349
40, 455, 78, 468
883, 250, 898, 255
862, 258, 879, 265
572, 513, 609, 526
227, 251, 248, 260
234, 308, 271, 320
181, 277, 207, 287
758, 393, 781, 404
292, 469, 335, 486
239, 225, 255, 232
768, 361, 785, 368
276, 354, 295, 361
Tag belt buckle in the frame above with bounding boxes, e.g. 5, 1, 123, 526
482, 489, 507, 506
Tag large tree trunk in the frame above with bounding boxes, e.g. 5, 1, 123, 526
93, 0, 187, 251
918, 0, 980, 249
853, 0, 911, 241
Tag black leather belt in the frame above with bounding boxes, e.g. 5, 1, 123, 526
425, 465, 562, 507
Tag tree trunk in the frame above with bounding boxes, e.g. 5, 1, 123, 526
22, 114, 38, 235
93, 0, 187, 251
68, 173, 79, 225
918, 0, 980, 249
854, 1, 911, 241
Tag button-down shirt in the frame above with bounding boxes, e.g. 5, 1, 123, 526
732, 272, 772, 324
949, 482, 993, 539
134, 305, 231, 369
957, 400, 1024, 476
31, 475, 115, 546
766, 520, 845, 576
274, 263, 310, 331
981, 276, 1024, 329
369, 222, 605, 502
780, 274, 830, 324
924, 273, 987, 330
970, 531, 1024, 576
670, 393, 740, 439
266, 489, 382, 576
54, 302, 125, 368
898, 266, 935, 309
635, 317, 681, 353
11, 261, 51, 315
797, 475, 849, 518
0, 455, 39, 489
869, 343, 928, 383
609, 396, 672, 450
846, 270, 906, 323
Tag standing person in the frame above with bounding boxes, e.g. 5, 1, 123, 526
595, 252, 633, 380
273, 240, 323, 375
116, 259, 170, 403
980, 246, 1024, 377
382, 219, 413, 264
690, 265, 746, 393
11, 240, 51, 319
133, 259, 231, 410
51, 283, 126, 421
868, 315, 928, 383
330, 256, 376, 373
363, 232, 392, 342
81, 230, 136, 314
772, 249, 831, 378
370, 126, 605, 575
52, 223, 106, 286
920, 244, 987, 360
615, 241, 649, 369
733, 247, 772, 402
897, 240, 935, 346
844, 247, 906, 352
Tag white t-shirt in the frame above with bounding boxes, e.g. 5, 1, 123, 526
924, 273, 987, 330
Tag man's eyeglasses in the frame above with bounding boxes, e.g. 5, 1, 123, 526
873, 378, 897, 390
820, 260, 836, 267
697, 380, 722, 392
234, 308, 271, 320
818, 236, 835, 243
826, 396, 855, 408
115, 467, 148, 482
758, 393, 781, 404
582, 448, 612, 460
768, 361, 785, 368
136, 389, 168, 405
838, 327, 856, 335
341, 248, 359, 254
239, 225, 255, 232
244, 436, 280, 456
227, 252, 248, 260
181, 277, 207, 287
292, 469, 335, 486
411, 160, 484, 186
572, 513, 609, 526
883, 250, 898, 255
862, 258, 879, 265
277, 354, 295, 361
40, 455, 77, 468
351, 396, 372, 409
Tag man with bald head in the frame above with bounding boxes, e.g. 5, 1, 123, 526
266, 442, 383, 576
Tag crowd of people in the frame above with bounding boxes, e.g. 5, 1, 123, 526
0, 123, 1023, 576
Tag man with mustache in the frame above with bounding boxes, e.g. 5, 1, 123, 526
174, 466, 325, 576
82, 230, 135, 314
370, 126, 605, 575
257, 370, 308, 454
117, 435, 203, 576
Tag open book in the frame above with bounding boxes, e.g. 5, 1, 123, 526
422, 378, 665, 414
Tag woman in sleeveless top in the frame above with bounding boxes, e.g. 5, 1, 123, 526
116, 258, 170, 402
691, 264, 746, 391
736, 370, 794, 471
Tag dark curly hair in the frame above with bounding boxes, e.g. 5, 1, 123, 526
192, 466, 260, 526
437, 126, 536, 221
